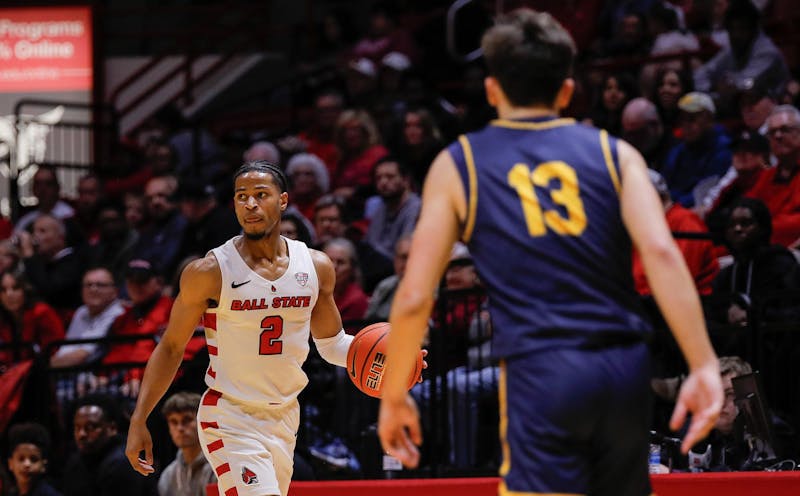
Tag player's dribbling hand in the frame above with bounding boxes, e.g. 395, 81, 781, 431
378, 393, 422, 468
125, 420, 156, 476
669, 361, 724, 454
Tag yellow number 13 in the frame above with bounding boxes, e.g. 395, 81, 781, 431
507, 161, 587, 237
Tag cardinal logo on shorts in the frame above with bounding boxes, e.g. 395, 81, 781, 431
295, 272, 308, 287
241, 466, 259, 485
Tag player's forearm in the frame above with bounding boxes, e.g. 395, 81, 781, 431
384, 290, 432, 401
130, 341, 185, 423
642, 246, 718, 371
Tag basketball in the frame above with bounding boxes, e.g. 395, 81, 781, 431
346, 322, 423, 398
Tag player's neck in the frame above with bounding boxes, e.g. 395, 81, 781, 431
240, 232, 286, 262
497, 104, 559, 121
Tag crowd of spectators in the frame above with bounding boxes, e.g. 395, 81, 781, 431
2, 0, 800, 490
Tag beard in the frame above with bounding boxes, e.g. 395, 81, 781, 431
244, 230, 267, 240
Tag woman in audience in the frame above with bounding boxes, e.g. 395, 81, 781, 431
331, 109, 389, 200
390, 107, 444, 191
285, 152, 330, 222
322, 237, 368, 333
0, 270, 64, 369
652, 67, 694, 135
583, 73, 638, 137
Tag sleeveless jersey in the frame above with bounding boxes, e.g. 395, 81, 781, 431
448, 116, 651, 359
203, 236, 318, 406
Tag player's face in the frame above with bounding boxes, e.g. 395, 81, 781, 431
166, 411, 200, 449
8, 443, 46, 486
234, 172, 287, 240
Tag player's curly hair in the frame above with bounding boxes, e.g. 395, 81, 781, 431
234, 161, 288, 193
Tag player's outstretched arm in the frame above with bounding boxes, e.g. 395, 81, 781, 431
125, 255, 220, 475
618, 139, 723, 453
379, 149, 465, 468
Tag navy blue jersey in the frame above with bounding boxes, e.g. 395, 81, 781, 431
448, 116, 651, 358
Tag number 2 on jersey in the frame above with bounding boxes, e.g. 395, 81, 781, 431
507, 161, 587, 237
259, 316, 284, 355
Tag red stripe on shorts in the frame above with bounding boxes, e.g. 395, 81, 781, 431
208, 344, 218, 356
225, 488, 238, 496
200, 421, 218, 430
216, 463, 231, 476
203, 313, 217, 330
202, 389, 222, 406
207, 439, 224, 453
207, 367, 216, 378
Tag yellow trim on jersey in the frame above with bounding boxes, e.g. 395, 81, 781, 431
498, 481, 584, 496
499, 360, 510, 476
491, 118, 576, 130
600, 130, 621, 195
458, 135, 478, 243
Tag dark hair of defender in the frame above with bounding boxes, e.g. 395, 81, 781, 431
233, 161, 288, 193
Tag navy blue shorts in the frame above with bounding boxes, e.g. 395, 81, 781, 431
499, 342, 652, 496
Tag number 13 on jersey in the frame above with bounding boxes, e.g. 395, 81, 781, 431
507, 161, 587, 237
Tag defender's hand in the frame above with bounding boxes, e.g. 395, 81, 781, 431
378, 394, 422, 468
670, 362, 724, 454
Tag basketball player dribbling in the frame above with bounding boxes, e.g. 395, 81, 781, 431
126, 162, 357, 496
379, 9, 723, 496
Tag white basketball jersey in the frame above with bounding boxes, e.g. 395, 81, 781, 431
204, 236, 318, 406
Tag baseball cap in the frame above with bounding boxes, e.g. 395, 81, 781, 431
448, 242, 473, 267
125, 259, 158, 282
176, 177, 216, 201
678, 92, 716, 115
381, 51, 411, 72
731, 130, 770, 154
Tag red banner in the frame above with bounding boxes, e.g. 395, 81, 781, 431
0, 6, 93, 92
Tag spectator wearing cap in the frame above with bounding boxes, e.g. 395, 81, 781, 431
175, 177, 241, 264
351, 3, 419, 67
131, 175, 188, 283
661, 91, 732, 208
694, 0, 789, 112
738, 81, 777, 135
100, 259, 173, 394
632, 170, 719, 297
700, 130, 770, 224
745, 105, 800, 247
345, 57, 380, 108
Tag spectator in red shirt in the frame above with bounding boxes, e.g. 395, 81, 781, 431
633, 170, 719, 296
745, 105, 800, 247
0, 270, 64, 371
101, 259, 173, 395
297, 90, 344, 176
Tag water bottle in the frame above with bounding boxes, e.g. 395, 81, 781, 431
648, 443, 662, 474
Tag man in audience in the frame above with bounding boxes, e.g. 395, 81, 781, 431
132, 175, 188, 282
621, 97, 673, 171
746, 105, 800, 247
157, 392, 215, 496
661, 92, 732, 208
364, 158, 421, 263
694, 0, 789, 113
50, 267, 125, 368
86, 200, 139, 287
365, 234, 411, 322
62, 393, 154, 496
19, 214, 84, 320
175, 177, 240, 263
14, 166, 75, 234
632, 171, 719, 297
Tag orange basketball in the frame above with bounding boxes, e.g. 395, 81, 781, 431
346, 322, 423, 398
